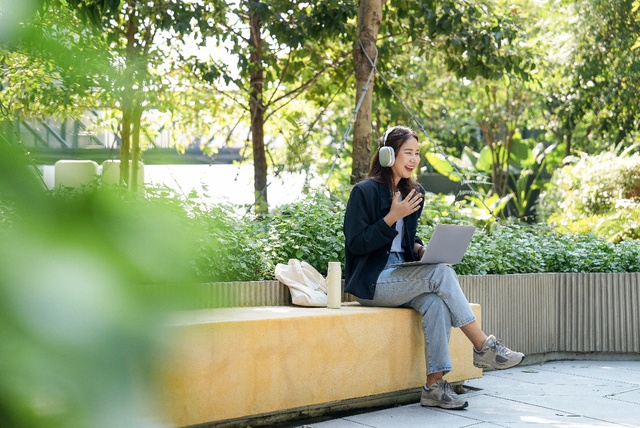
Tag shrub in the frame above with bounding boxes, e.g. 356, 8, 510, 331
20, 185, 640, 280
418, 193, 469, 225
191, 203, 266, 282
0, 176, 202, 428
453, 223, 640, 275
256, 191, 345, 277
538, 231, 619, 273
539, 145, 640, 242
455, 224, 546, 275
613, 239, 640, 272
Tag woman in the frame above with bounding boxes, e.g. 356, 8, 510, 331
343, 125, 524, 410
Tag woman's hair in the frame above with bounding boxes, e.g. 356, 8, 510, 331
368, 125, 420, 198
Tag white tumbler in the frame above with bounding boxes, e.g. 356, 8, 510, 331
327, 262, 342, 309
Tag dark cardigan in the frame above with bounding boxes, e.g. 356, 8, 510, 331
343, 178, 425, 299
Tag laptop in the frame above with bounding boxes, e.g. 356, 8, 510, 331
392, 224, 476, 266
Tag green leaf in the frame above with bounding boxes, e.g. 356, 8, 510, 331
510, 137, 530, 162
476, 146, 493, 172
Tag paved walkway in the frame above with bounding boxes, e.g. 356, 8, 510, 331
301, 360, 640, 427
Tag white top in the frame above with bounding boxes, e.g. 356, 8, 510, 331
390, 217, 404, 252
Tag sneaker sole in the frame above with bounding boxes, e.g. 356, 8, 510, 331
474, 355, 525, 370
420, 398, 469, 410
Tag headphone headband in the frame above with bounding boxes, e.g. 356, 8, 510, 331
381, 126, 397, 147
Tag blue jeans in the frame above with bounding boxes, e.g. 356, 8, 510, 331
356, 252, 476, 376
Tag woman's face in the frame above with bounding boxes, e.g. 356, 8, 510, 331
390, 137, 420, 184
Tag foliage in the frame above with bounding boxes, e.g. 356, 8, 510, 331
426, 134, 563, 221
539, 145, 640, 241
190, 203, 266, 282
0, 4, 109, 120
255, 192, 346, 278
184, 192, 640, 280
0, 138, 202, 427
417, 193, 475, 226
455, 223, 640, 275
37, 177, 640, 281
455, 224, 545, 275
392, 0, 537, 81
544, 0, 640, 154
611, 239, 640, 272
187, 191, 346, 282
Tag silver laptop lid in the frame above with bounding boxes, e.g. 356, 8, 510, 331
420, 224, 476, 264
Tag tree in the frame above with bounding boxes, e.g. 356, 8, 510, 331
0, 4, 108, 127
202, 0, 356, 213
545, 0, 640, 155
348, 0, 539, 182
248, 0, 268, 213
474, 77, 530, 198
1, 1, 225, 190
351, 0, 383, 184
61, 0, 222, 191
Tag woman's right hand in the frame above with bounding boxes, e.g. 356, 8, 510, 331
385, 189, 423, 226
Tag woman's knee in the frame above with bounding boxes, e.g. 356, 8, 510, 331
427, 263, 460, 289
432, 263, 457, 279
411, 293, 448, 317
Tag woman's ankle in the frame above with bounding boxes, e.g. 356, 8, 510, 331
426, 373, 444, 387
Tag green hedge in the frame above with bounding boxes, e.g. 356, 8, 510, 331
189, 192, 640, 281
192, 192, 345, 280
451, 224, 640, 275
21, 187, 639, 281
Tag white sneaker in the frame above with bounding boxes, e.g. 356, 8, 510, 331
420, 379, 468, 410
473, 334, 525, 370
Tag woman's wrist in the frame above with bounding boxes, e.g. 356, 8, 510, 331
383, 212, 400, 227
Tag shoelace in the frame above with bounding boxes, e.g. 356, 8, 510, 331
493, 338, 512, 356
441, 380, 456, 397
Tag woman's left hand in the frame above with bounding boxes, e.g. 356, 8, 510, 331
385, 189, 422, 226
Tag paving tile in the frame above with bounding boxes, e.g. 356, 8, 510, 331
296, 419, 367, 428
306, 403, 493, 428
535, 362, 640, 388
460, 394, 623, 427
612, 387, 640, 405
300, 361, 640, 428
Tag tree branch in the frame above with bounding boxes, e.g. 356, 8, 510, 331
264, 49, 352, 121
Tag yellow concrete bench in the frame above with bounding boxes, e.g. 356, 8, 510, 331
157, 303, 482, 427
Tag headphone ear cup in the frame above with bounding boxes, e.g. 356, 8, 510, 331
379, 146, 395, 167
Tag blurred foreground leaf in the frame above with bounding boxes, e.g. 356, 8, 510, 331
0, 132, 200, 427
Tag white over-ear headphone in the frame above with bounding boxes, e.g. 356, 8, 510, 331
379, 127, 396, 167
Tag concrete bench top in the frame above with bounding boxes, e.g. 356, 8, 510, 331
166, 303, 409, 325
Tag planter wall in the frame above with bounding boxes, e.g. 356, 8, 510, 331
186, 272, 640, 359
459, 273, 640, 357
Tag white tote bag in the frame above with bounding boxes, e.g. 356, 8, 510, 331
274, 259, 328, 307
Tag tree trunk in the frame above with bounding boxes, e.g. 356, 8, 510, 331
351, 0, 383, 184
249, 0, 268, 214
120, 0, 137, 187
130, 104, 143, 191
120, 105, 131, 185
564, 132, 572, 158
